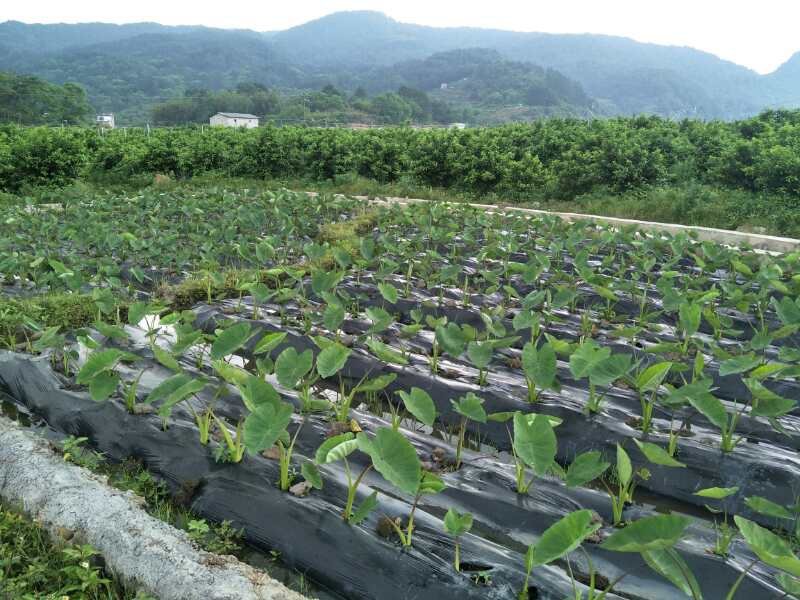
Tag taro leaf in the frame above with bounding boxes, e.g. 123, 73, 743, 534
590, 354, 632, 387
522, 342, 557, 390
315, 432, 356, 464
240, 375, 281, 413
531, 509, 601, 567
152, 345, 181, 373
212, 360, 250, 386
513, 310, 538, 332
397, 388, 437, 427
360, 238, 376, 261
772, 297, 800, 326
419, 471, 445, 495
569, 340, 611, 380
301, 462, 323, 490
89, 371, 119, 402
641, 548, 704, 600
311, 270, 342, 295
76, 349, 129, 384
365, 338, 408, 365
323, 303, 345, 332
734, 516, 800, 578
719, 353, 761, 377
210, 322, 253, 360
357, 428, 421, 496
316, 343, 351, 378
365, 306, 393, 333
467, 341, 493, 370
636, 362, 673, 392
275, 347, 313, 388
452, 393, 487, 423
746, 379, 796, 418
634, 439, 686, 468
513, 412, 556, 476
93, 321, 127, 341
354, 373, 397, 393
566, 451, 610, 488
377, 282, 399, 304
694, 486, 739, 499
255, 240, 275, 263
436, 323, 466, 357
745, 496, 793, 520
601, 514, 691, 552
253, 332, 287, 355
350, 491, 378, 525
243, 401, 294, 455
127, 301, 151, 326
157, 378, 207, 419
686, 391, 728, 430
616, 444, 632, 487
443, 508, 474, 538
332, 247, 351, 269
777, 574, 800, 597
678, 303, 702, 337
664, 379, 715, 408
145, 373, 193, 405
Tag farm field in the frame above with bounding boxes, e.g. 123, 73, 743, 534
2, 185, 800, 599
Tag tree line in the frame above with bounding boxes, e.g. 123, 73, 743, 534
1, 110, 798, 227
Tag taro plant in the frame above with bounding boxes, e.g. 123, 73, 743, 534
521, 341, 559, 402
604, 443, 650, 526
628, 361, 673, 434
242, 386, 297, 490
519, 509, 605, 600
694, 486, 739, 556
450, 392, 488, 469
76, 348, 141, 404
312, 432, 378, 524
511, 411, 558, 494
443, 508, 474, 572
356, 427, 444, 547
568, 340, 632, 413
396, 387, 437, 431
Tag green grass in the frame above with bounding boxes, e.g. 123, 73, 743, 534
0, 502, 153, 600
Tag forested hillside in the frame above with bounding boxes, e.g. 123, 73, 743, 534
1, 11, 798, 124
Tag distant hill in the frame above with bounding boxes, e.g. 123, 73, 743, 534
0, 11, 797, 123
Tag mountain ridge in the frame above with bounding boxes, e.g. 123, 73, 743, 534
0, 11, 797, 122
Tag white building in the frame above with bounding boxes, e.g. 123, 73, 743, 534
210, 112, 259, 128
96, 113, 115, 129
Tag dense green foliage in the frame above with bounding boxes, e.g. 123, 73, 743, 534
2, 12, 798, 123
2, 110, 799, 234
0, 504, 146, 599
0, 71, 91, 124
151, 83, 461, 126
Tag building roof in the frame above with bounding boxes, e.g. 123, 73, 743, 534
213, 112, 259, 119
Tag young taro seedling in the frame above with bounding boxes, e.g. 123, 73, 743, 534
311, 432, 377, 524
451, 392, 488, 469
357, 427, 444, 547
521, 341, 559, 402
511, 411, 558, 494
443, 508, 474, 572
694, 486, 740, 557
568, 340, 632, 414
519, 510, 604, 600
603, 444, 650, 526
242, 385, 297, 490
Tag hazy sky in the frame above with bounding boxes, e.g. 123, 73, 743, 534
4, 0, 797, 74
